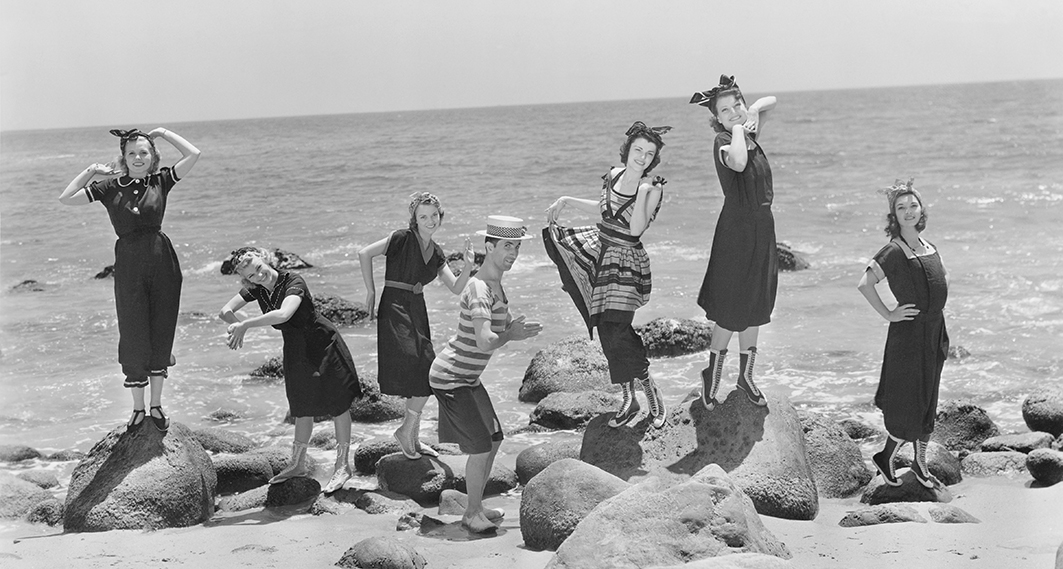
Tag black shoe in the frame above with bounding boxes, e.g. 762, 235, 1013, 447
872, 450, 901, 487
127, 408, 146, 428
149, 406, 170, 432
608, 397, 641, 428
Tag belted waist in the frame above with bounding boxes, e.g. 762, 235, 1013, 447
117, 226, 162, 239
597, 224, 641, 247
385, 280, 423, 294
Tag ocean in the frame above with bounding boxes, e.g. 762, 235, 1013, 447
2, 79, 1061, 500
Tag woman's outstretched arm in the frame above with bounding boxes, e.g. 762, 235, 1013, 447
148, 128, 201, 179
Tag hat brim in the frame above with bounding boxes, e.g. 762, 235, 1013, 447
475, 230, 537, 241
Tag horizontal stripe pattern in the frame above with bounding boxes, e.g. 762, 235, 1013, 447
429, 278, 509, 389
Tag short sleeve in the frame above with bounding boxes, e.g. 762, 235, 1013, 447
464, 280, 494, 321
85, 178, 116, 204
385, 229, 408, 257
869, 242, 902, 281
155, 167, 180, 197
713, 131, 737, 183
283, 273, 309, 299
239, 288, 256, 302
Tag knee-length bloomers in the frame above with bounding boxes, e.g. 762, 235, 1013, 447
868, 241, 950, 440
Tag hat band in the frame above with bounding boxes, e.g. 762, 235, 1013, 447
487, 224, 526, 239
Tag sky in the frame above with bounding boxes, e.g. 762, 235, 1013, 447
1, 0, 1061, 132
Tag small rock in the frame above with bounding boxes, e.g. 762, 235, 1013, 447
981, 432, 1055, 454
309, 427, 337, 450
0, 473, 52, 520
948, 345, 971, 360
777, 242, 811, 271
220, 248, 312, 275
24, 499, 63, 526
839, 503, 927, 527
514, 439, 583, 486
336, 536, 426, 569
1022, 389, 1063, 437
529, 391, 621, 430
94, 266, 115, 279
212, 453, 274, 494
349, 372, 405, 423
45, 449, 86, 462
193, 427, 258, 454
437, 488, 468, 516
633, 317, 712, 357
396, 511, 445, 532
838, 419, 881, 440
932, 400, 1001, 452
9, 280, 49, 292
250, 356, 284, 380
16, 471, 59, 489
0, 444, 42, 463
330, 488, 420, 515
1025, 448, 1063, 486
928, 504, 981, 523
314, 294, 370, 327
308, 497, 339, 516
207, 409, 243, 422
961, 451, 1028, 478
894, 440, 962, 485
860, 471, 952, 505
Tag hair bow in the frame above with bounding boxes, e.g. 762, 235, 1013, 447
689, 75, 739, 107
109, 128, 149, 141
625, 121, 672, 137
878, 178, 921, 207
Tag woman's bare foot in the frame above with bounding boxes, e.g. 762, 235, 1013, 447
461, 511, 497, 534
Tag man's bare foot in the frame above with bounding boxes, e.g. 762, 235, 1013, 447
484, 508, 504, 521
461, 511, 497, 534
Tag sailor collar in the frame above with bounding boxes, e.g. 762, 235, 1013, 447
116, 176, 148, 188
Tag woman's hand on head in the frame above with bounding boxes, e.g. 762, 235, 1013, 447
146, 128, 167, 140
887, 303, 920, 322
226, 322, 247, 349
743, 108, 760, 134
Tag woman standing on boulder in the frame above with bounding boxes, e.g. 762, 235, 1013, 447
58, 128, 200, 431
359, 192, 476, 460
689, 75, 777, 411
857, 179, 949, 489
220, 247, 365, 492
543, 121, 670, 430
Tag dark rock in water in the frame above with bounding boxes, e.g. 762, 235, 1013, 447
861, 471, 952, 505
446, 250, 483, 278
0, 473, 53, 520
529, 391, 621, 431
519, 336, 612, 403
193, 427, 258, 454
838, 418, 882, 440
46, 449, 87, 462
961, 451, 1028, 478
549, 464, 791, 567
981, 432, 1055, 454
519, 458, 629, 551
515, 439, 583, 486
336, 536, 426, 569
376, 453, 517, 503
1022, 388, 1063, 437
330, 488, 420, 515
1026, 448, 1063, 485
928, 504, 981, 524
894, 440, 962, 486
212, 453, 274, 494
799, 411, 872, 498
777, 242, 810, 271
948, 345, 971, 360
94, 265, 115, 279
25, 498, 64, 526
219, 248, 313, 275
634, 317, 712, 358
580, 389, 819, 521
206, 409, 242, 422
10, 279, 50, 292
63, 422, 217, 531
349, 371, 405, 423
839, 503, 927, 527
16, 470, 59, 489
932, 400, 1001, 452
314, 293, 370, 326
0, 444, 41, 462
250, 356, 284, 379
309, 426, 338, 450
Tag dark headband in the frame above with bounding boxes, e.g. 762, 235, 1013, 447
689, 75, 739, 108
625, 121, 672, 138
109, 128, 150, 142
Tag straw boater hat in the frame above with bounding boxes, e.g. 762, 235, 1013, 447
475, 215, 536, 240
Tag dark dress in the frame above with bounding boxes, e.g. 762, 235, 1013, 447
241, 271, 362, 417
869, 240, 950, 440
376, 228, 446, 397
697, 131, 778, 332
87, 168, 183, 388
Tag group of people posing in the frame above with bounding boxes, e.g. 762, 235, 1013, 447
58, 75, 951, 532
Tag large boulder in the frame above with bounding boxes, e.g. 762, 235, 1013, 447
961, 451, 1028, 478
193, 427, 258, 454
580, 389, 819, 520
335, 536, 426, 569
981, 432, 1056, 454
212, 453, 274, 494
798, 411, 872, 498
64, 422, 217, 531
0, 473, 53, 520
519, 458, 630, 550
894, 440, 963, 485
1023, 389, 1063, 437
838, 503, 927, 527
219, 477, 321, 512
529, 391, 621, 431
376, 454, 517, 503
0, 444, 41, 462
353, 441, 457, 475
519, 336, 612, 403
932, 400, 1000, 453
245, 444, 319, 478
633, 317, 712, 358
860, 472, 952, 505
515, 439, 583, 485
1026, 448, 1063, 485
547, 464, 790, 569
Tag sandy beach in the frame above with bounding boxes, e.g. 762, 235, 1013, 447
3, 463, 1060, 569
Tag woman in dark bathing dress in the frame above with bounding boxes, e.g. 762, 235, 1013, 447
220, 247, 364, 493
690, 75, 778, 410
858, 179, 949, 489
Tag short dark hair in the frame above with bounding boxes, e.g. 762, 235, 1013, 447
883, 191, 928, 238
619, 131, 665, 175
708, 86, 746, 134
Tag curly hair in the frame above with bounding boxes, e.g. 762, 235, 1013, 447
230, 247, 278, 289
619, 129, 665, 175
117, 134, 161, 176
708, 86, 746, 134
408, 191, 444, 230
883, 190, 928, 238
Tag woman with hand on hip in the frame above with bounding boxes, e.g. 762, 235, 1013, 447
544, 121, 670, 430
857, 179, 949, 489
690, 75, 778, 411
58, 128, 200, 431
359, 192, 475, 459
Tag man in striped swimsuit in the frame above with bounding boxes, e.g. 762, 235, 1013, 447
429, 216, 541, 534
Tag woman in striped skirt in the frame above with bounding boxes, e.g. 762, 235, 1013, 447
543, 121, 670, 429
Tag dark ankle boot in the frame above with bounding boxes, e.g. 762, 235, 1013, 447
913, 438, 936, 488
700, 349, 726, 410
872, 434, 903, 487
736, 347, 767, 406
